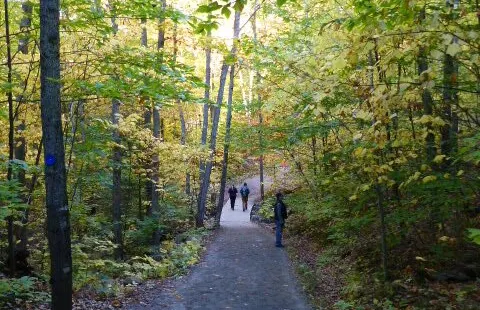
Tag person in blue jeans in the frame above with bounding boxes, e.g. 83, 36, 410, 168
273, 192, 288, 247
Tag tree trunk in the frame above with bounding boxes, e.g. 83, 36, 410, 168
152, 106, 161, 247
19, 0, 32, 54
312, 136, 318, 177
376, 184, 389, 281
173, 22, 191, 195
157, 0, 166, 50
150, 0, 167, 248
141, 18, 148, 47
417, 8, 435, 161
259, 111, 265, 201
197, 62, 229, 227
144, 107, 152, 216
215, 11, 241, 227
14, 122, 28, 273
252, 0, 264, 201
40, 0, 72, 307
441, 0, 459, 159
4, 0, 16, 277
196, 30, 212, 227
112, 99, 123, 260
368, 48, 388, 282
109, 1, 123, 260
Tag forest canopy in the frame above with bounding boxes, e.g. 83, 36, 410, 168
0, 0, 479, 308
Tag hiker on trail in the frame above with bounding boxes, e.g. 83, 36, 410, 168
240, 182, 250, 212
228, 184, 238, 210
274, 192, 288, 247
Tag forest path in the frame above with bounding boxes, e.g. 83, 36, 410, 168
126, 175, 311, 310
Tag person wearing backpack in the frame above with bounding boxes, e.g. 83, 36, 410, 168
239, 182, 250, 212
228, 184, 238, 210
273, 192, 288, 247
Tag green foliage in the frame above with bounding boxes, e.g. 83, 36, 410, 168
0, 277, 49, 305
467, 229, 480, 245
258, 197, 275, 220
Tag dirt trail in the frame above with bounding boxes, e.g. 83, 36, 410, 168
126, 175, 310, 310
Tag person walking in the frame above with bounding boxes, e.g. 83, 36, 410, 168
240, 182, 250, 212
228, 184, 238, 210
273, 192, 288, 247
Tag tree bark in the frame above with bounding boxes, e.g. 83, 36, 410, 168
14, 122, 28, 273
144, 107, 152, 216
215, 11, 241, 227
197, 62, 229, 227
112, 99, 123, 260
19, 0, 32, 54
173, 22, 191, 195
152, 106, 161, 247
368, 48, 388, 282
109, 0, 123, 261
40, 0, 73, 306
417, 8, 435, 161
440, 0, 459, 159
141, 18, 148, 47
150, 0, 167, 248
196, 30, 212, 227
252, 0, 264, 201
4, 0, 16, 277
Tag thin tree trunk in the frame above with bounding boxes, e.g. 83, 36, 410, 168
252, 0, 264, 201
109, 0, 123, 261
40, 0, 72, 306
312, 136, 318, 177
197, 62, 229, 227
152, 106, 161, 247
196, 30, 212, 227
141, 18, 148, 47
19, 0, 32, 54
4, 0, 16, 277
14, 122, 28, 273
173, 22, 191, 195
144, 107, 152, 216
417, 9, 434, 161
259, 111, 265, 200
368, 48, 388, 282
441, 1, 459, 158
215, 11, 241, 227
376, 184, 389, 281
150, 0, 167, 248
112, 99, 123, 260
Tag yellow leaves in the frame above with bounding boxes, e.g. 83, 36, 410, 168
422, 175, 437, 183
331, 57, 347, 71
349, 194, 358, 201
400, 171, 421, 189
433, 155, 446, 164
360, 184, 371, 192
457, 170, 464, 176
415, 115, 446, 127
354, 109, 373, 122
353, 147, 367, 158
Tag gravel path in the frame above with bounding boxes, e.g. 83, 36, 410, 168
127, 177, 310, 310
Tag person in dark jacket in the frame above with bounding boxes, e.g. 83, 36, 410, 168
240, 182, 250, 212
228, 184, 238, 210
273, 192, 288, 247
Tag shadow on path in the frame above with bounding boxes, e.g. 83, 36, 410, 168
127, 177, 310, 310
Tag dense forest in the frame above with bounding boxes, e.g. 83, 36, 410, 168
0, 0, 479, 309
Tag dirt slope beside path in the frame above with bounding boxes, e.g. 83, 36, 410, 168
126, 176, 310, 310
